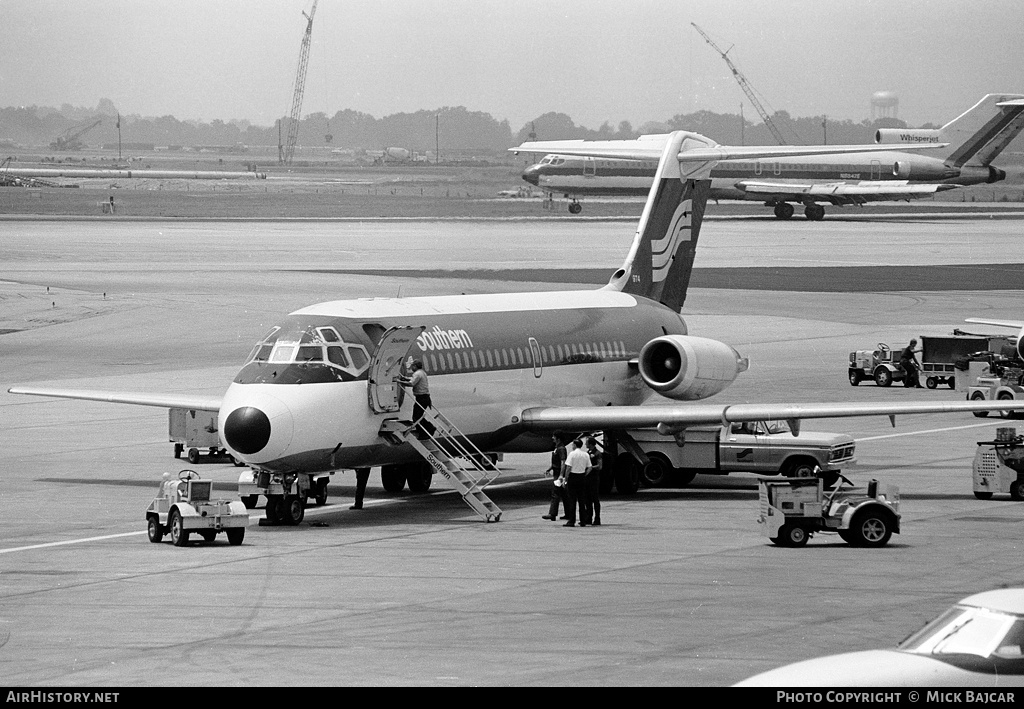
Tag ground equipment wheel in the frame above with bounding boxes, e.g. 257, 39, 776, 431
837, 529, 854, 544
187, 447, 200, 464
200, 531, 217, 543
147, 516, 163, 543
850, 510, 893, 547
240, 495, 258, 509
774, 524, 808, 547
926, 377, 938, 389
998, 392, 1016, 418
613, 452, 640, 495
773, 203, 794, 219
380, 465, 407, 493
1010, 479, 1024, 501
974, 490, 994, 500
226, 528, 245, 546
169, 509, 189, 547
971, 391, 989, 417
283, 495, 305, 525
314, 478, 329, 506
874, 368, 893, 387
849, 370, 861, 386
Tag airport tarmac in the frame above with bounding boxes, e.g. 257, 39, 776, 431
1, 207, 1023, 687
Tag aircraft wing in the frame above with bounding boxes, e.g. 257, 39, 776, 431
7, 386, 222, 412
735, 180, 959, 205
511, 134, 670, 159
965, 318, 1024, 330
520, 399, 1024, 433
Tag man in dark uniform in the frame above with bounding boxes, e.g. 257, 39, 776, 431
900, 339, 923, 388
585, 436, 603, 526
350, 467, 370, 510
542, 431, 568, 521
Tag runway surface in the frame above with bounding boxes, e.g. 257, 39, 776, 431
1, 207, 1023, 687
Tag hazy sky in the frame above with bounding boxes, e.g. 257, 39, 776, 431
2, 0, 1021, 131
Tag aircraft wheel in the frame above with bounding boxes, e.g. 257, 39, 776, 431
170, 510, 189, 547
568, 202, 582, 214
265, 495, 283, 523
147, 516, 164, 543
406, 464, 432, 493
640, 454, 672, 487
226, 528, 245, 546
971, 391, 989, 417
773, 203, 794, 219
314, 478, 329, 506
804, 205, 825, 221
380, 465, 407, 493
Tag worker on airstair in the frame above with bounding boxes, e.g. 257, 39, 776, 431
400, 358, 434, 438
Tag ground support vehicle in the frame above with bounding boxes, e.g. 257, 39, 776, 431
849, 335, 1010, 389
169, 407, 243, 465
757, 475, 900, 547
610, 422, 855, 492
237, 469, 332, 525
972, 428, 1024, 500
963, 358, 1024, 418
145, 470, 248, 546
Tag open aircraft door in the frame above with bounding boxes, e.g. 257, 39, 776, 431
367, 325, 424, 414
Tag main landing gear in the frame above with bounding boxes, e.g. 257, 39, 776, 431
771, 203, 826, 221
568, 200, 582, 214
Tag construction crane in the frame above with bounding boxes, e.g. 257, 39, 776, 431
690, 23, 790, 145
280, 0, 318, 164
50, 118, 102, 151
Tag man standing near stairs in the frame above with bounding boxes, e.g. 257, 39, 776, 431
562, 438, 592, 527
542, 431, 568, 521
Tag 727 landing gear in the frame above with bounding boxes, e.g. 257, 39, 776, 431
772, 203, 794, 219
804, 204, 826, 221
568, 200, 582, 214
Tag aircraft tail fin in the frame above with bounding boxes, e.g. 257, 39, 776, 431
605, 131, 712, 312
875, 94, 1024, 167
941, 94, 1024, 167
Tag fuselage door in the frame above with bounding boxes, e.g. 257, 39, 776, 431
528, 337, 543, 378
870, 159, 881, 180
367, 325, 424, 414
583, 158, 596, 177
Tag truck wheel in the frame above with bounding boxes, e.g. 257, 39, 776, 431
675, 468, 698, 487
613, 452, 640, 495
971, 391, 989, 417
169, 510, 189, 547
226, 528, 245, 546
783, 459, 817, 478
380, 465, 407, 493
850, 510, 893, 547
640, 454, 671, 487
848, 370, 861, 386
187, 447, 200, 464
926, 377, 938, 389
777, 524, 808, 547
147, 516, 163, 543
874, 368, 892, 387
283, 495, 305, 525
974, 490, 994, 500
1010, 479, 1024, 501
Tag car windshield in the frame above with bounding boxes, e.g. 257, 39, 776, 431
899, 605, 1024, 659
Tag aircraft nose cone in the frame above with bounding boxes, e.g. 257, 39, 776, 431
522, 166, 540, 186
224, 406, 272, 454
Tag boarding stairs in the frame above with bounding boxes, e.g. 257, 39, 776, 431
379, 406, 503, 523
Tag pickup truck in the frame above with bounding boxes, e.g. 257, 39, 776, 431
613, 421, 856, 491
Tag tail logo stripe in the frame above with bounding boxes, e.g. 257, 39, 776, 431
651, 199, 693, 283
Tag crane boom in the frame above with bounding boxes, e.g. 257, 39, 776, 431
691, 23, 788, 145
282, 0, 318, 165
51, 118, 103, 151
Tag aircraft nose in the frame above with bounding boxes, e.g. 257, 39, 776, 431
224, 406, 272, 454
522, 165, 540, 186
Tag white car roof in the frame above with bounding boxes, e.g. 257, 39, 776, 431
960, 588, 1024, 614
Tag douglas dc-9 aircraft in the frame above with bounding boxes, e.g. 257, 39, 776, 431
514, 93, 1024, 218
10, 131, 1024, 524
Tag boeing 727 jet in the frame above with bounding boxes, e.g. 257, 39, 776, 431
514, 94, 1024, 218
11, 131, 1024, 523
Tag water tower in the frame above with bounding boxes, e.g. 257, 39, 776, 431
871, 91, 899, 120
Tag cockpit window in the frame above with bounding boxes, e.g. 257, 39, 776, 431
245, 324, 369, 377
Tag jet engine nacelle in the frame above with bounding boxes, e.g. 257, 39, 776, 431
875, 128, 943, 145
638, 335, 748, 401
892, 160, 912, 178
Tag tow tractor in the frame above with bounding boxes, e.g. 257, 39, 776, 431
972, 427, 1024, 500
146, 470, 249, 546
758, 473, 900, 547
